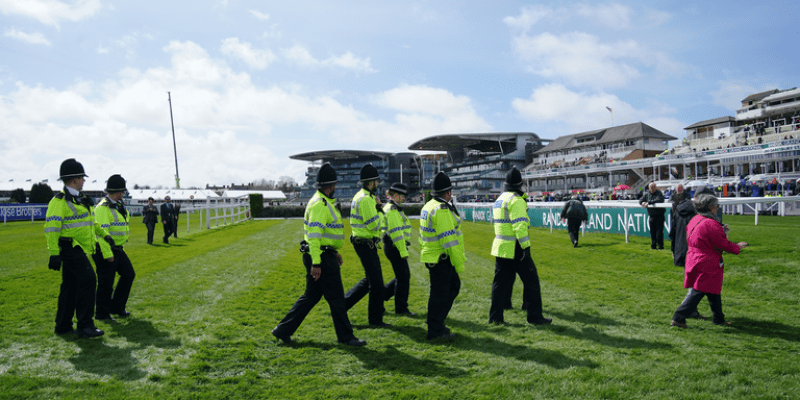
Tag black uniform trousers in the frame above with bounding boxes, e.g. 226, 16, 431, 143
673, 288, 724, 324
145, 221, 156, 244
648, 214, 665, 249
425, 256, 460, 339
55, 245, 97, 331
92, 245, 135, 318
162, 221, 175, 243
345, 239, 386, 325
382, 236, 411, 314
567, 218, 582, 246
273, 251, 357, 343
489, 242, 546, 324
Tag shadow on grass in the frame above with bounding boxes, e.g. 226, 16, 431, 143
548, 310, 622, 326
724, 317, 800, 342
392, 323, 599, 370
68, 338, 146, 381
113, 318, 182, 348
548, 325, 673, 350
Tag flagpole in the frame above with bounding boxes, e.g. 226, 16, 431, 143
168, 92, 181, 189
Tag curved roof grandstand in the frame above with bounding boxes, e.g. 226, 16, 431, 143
408, 132, 548, 153
290, 149, 394, 162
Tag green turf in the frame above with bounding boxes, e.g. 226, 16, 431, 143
0, 214, 798, 399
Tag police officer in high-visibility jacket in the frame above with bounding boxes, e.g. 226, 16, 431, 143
344, 164, 390, 327
420, 172, 464, 340
44, 158, 111, 338
381, 182, 416, 316
272, 163, 366, 346
488, 167, 552, 325
92, 175, 135, 321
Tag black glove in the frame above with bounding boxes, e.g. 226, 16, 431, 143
519, 247, 530, 262
48, 255, 62, 271
104, 235, 115, 245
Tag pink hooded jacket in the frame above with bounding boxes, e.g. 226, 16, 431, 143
684, 216, 741, 295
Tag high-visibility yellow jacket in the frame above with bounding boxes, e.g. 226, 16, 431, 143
350, 188, 383, 239
95, 197, 130, 259
491, 191, 531, 259
383, 201, 411, 258
305, 191, 345, 265
44, 190, 108, 256
419, 198, 465, 272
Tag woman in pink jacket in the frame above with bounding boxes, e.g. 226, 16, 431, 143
671, 193, 747, 328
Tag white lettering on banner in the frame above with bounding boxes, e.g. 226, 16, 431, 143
474, 209, 491, 222
1, 206, 47, 220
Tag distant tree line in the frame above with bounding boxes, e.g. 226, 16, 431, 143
4, 183, 54, 204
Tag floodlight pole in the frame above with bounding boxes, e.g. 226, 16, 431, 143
168, 92, 181, 189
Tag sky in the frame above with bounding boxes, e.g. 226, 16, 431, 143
1, 0, 798, 189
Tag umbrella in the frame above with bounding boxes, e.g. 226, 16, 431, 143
613, 184, 630, 191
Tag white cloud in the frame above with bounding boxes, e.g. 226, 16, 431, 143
249, 9, 269, 20
512, 83, 682, 136
574, 3, 633, 29
281, 45, 377, 73
220, 38, 276, 69
0, 0, 102, 28
3, 28, 50, 45
502, 4, 552, 33
511, 31, 687, 89
710, 80, 772, 111
0, 40, 488, 186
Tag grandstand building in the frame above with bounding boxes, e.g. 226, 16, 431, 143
408, 132, 547, 200
521, 122, 676, 193
290, 150, 422, 200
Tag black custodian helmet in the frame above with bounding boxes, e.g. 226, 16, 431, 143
59, 158, 87, 181
359, 164, 379, 183
106, 174, 127, 193
315, 163, 338, 189
432, 172, 452, 195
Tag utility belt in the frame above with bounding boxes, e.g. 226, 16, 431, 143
95, 242, 124, 252
351, 235, 381, 249
58, 237, 78, 251
425, 253, 449, 269
299, 240, 337, 254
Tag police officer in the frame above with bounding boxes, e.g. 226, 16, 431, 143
344, 164, 390, 327
44, 158, 110, 338
272, 163, 366, 346
382, 182, 415, 316
92, 175, 135, 321
489, 167, 552, 325
420, 172, 464, 340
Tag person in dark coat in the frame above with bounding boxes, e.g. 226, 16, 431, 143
142, 197, 159, 245
640, 183, 666, 249
669, 184, 687, 254
560, 194, 589, 248
160, 196, 176, 244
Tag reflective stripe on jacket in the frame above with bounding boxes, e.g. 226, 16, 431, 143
383, 201, 411, 258
419, 198, 465, 272
491, 191, 530, 258
44, 190, 107, 256
305, 191, 345, 265
350, 188, 383, 239
95, 197, 130, 259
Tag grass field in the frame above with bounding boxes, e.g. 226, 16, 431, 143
0, 214, 798, 399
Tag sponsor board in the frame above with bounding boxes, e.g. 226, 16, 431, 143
0, 204, 48, 221
460, 206, 670, 238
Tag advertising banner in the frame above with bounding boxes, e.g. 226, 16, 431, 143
0, 204, 48, 221
460, 205, 670, 239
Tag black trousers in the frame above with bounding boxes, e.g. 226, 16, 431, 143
382, 236, 411, 314
345, 239, 386, 325
162, 221, 174, 242
173, 218, 179, 238
425, 256, 460, 339
55, 245, 97, 331
673, 288, 724, 324
145, 222, 156, 244
273, 251, 356, 343
648, 214, 665, 249
92, 246, 135, 318
567, 218, 582, 246
489, 243, 545, 324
